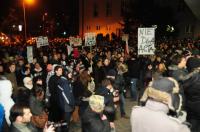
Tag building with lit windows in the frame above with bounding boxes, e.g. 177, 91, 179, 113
79, 0, 128, 37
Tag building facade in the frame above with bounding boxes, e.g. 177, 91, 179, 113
79, 0, 126, 37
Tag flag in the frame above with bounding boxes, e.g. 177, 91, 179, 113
67, 45, 73, 56
125, 40, 129, 55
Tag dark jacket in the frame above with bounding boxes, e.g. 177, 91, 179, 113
48, 74, 62, 122
115, 74, 125, 93
57, 76, 75, 113
29, 95, 45, 115
93, 66, 105, 87
127, 58, 141, 79
95, 87, 115, 122
168, 65, 188, 83
183, 71, 200, 120
82, 107, 111, 132
9, 123, 37, 132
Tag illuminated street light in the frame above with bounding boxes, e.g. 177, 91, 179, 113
22, 0, 35, 43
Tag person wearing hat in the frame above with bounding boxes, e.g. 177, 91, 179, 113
81, 95, 111, 132
130, 77, 190, 132
183, 57, 200, 132
95, 78, 119, 131
115, 63, 128, 118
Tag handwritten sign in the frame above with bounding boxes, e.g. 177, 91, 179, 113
69, 36, 82, 47
138, 28, 155, 55
27, 46, 33, 63
85, 33, 96, 46
36, 36, 49, 48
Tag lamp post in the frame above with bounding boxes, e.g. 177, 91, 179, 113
23, 0, 27, 42
22, 0, 34, 43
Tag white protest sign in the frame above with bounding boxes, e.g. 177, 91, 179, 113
138, 28, 155, 55
69, 36, 82, 47
36, 36, 49, 48
43, 37, 49, 46
85, 33, 96, 46
27, 46, 33, 63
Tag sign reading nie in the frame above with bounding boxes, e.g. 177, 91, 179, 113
138, 28, 155, 55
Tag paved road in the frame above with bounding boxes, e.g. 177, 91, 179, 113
70, 98, 137, 132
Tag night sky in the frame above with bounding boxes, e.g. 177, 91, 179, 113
0, 0, 79, 35
0, 0, 71, 21
0, 0, 71, 23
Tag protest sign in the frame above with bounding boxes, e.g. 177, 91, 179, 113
36, 36, 49, 48
138, 28, 155, 55
27, 46, 33, 63
69, 36, 82, 47
85, 33, 96, 46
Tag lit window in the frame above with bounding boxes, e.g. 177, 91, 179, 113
96, 26, 100, 30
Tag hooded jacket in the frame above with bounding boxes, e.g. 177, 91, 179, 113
0, 79, 15, 125
131, 100, 190, 132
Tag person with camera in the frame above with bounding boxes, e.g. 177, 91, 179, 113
9, 103, 55, 132
95, 78, 119, 131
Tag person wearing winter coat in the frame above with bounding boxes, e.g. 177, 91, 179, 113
0, 77, 15, 125
183, 57, 200, 132
81, 95, 111, 132
48, 65, 63, 122
57, 76, 75, 123
131, 77, 190, 132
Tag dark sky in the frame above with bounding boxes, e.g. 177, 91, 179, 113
0, 0, 70, 20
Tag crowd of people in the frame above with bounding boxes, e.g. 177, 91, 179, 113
0, 36, 199, 132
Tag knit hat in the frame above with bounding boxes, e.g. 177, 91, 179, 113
89, 95, 105, 113
107, 69, 117, 77
23, 77, 33, 90
186, 57, 200, 72
141, 77, 182, 113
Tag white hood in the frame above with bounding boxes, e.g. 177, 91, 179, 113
0, 80, 15, 125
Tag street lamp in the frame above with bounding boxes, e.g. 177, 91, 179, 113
22, 0, 35, 43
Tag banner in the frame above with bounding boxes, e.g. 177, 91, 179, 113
138, 28, 155, 55
85, 33, 96, 46
27, 46, 33, 63
36, 36, 49, 48
69, 36, 82, 47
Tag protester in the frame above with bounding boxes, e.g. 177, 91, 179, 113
81, 95, 111, 132
131, 77, 190, 132
5, 62, 18, 97
183, 57, 200, 132
95, 79, 119, 131
9, 103, 55, 132
0, 77, 14, 125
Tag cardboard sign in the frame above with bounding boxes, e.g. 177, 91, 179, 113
36, 36, 49, 48
138, 28, 155, 55
27, 46, 33, 63
69, 36, 82, 46
85, 33, 96, 46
